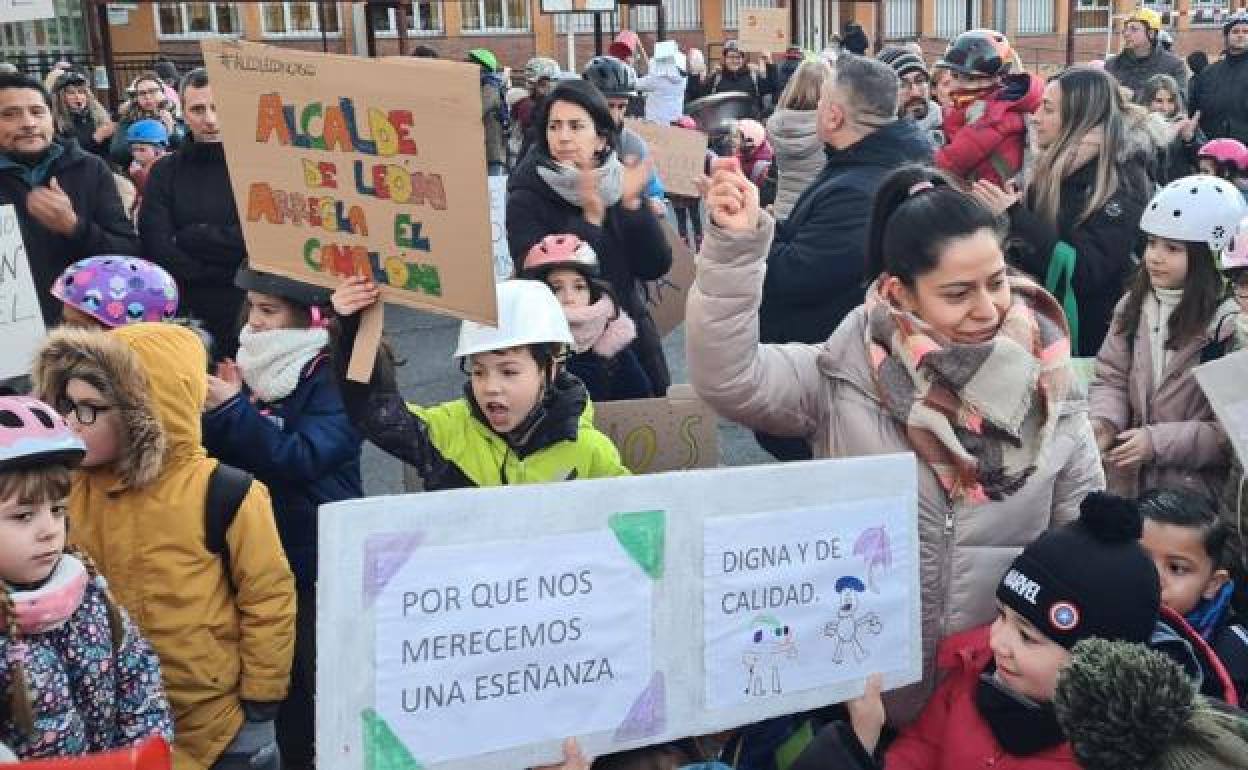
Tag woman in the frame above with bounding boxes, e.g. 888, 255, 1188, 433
764, 59, 830, 221
689, 40, 776, 121
686, 163, 1102, 724
109, 72, 182, 168
973, 66, 1160, 357
1140, 73, 1205, 183
51, 70, 115, 159
507, 79, 674, 392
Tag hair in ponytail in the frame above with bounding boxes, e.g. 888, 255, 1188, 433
1, 589, 36, 737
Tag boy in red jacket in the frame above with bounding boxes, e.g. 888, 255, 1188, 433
934, 29, 1042, 187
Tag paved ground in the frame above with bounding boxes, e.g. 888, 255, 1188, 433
361, 306, 773, 495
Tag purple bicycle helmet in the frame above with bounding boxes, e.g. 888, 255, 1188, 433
51, 255, 179, 328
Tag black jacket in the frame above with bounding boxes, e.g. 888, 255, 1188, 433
1191, 50, 1248, 145
60, 110, 110, 160
0, 140, 140, 325
758, 119, 933, 345
138, 140, 246, 290
1006, 158, 1150, 357
693, 64, 777, 120
506, 152, 673, 390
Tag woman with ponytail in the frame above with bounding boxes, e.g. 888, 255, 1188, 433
0, 396, 172, 760
686, 162, 1103, 723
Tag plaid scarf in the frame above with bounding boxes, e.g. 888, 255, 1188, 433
864, 273, 1072, 505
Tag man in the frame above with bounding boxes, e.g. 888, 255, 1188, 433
1191, 10, 1248, 145
1105, 8, 1187, 97
139, 67, 247, 361
755, 54, 932, 461
0, 72, 138, 326
877, 45, 944, 147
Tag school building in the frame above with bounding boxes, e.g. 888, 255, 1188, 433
0, 0, 1241, 91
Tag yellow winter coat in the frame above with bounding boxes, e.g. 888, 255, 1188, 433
34, 324, 296, 770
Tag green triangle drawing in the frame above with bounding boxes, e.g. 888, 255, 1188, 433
609, 510, 666, 579
362, 708, 423, 770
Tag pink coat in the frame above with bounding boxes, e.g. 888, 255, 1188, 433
1089, 295, 1242, 498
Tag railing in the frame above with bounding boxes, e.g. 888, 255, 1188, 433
9, 52, 205, 112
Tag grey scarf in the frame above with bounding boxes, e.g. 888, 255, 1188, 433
537, 152, 624, 209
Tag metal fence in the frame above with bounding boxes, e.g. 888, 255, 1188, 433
883, 0, 918, 39
8, 52, 204, 111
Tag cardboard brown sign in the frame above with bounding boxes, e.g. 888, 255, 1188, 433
625, 119, 707, 198
1194, 350, 1248, 468
202, 39, 497, 324
739, 7, 790, 54
645, 223, 696, 337
592, 385, 719, 473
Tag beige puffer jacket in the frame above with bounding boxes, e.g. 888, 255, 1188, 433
765, 107, 826, 221
687, 214, 1105, 723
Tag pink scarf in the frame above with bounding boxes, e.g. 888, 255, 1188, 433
564, 296, 637, 357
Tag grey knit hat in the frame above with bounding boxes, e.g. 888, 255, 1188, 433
877, 46, 928, 79
1055, 638, 1248, 770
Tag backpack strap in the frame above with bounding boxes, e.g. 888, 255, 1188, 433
1045, 240, 1080, 356
205, 461, 254, 590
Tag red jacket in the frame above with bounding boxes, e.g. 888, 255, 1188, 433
936, 73, 1043, 187
884, 626, 1079, 770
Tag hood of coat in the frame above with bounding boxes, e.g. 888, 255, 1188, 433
766, 108, 821, 154
1120, 107, 1172, 164
998, 72, 1044, 114
33, 323, 208, 490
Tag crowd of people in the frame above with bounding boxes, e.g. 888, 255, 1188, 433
3, 8, 1248, 770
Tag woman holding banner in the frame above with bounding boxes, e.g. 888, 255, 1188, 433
507, 79, 674, 392
685, 162, 1103, 724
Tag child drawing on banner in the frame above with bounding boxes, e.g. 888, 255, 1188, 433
853, 525, 892, 593
824, 576, 882, 664
742, 615, 797, 696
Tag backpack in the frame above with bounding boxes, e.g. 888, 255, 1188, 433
205, 461, 254, 590
483, 72, 511, 135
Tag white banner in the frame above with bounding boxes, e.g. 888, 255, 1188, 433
0, 205, 45, 380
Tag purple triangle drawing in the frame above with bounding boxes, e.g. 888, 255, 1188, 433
613, 672, 666, 742
363, 532, 425, 607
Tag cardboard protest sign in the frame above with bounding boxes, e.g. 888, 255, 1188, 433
202, 39, 497, 324
739, 7, 790, 54
488, 176, 513, 281
0, 206, 45, 380
319, 454, 921, 769
592, 385, 718, 473
1195, 350, 1248, 467
625, 119, 707, 198
645, 223, 696, 337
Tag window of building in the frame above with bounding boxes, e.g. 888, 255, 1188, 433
262, 2, 341, 36
934, 0, 981, 38
632, 0, 701, 32
461, 0, 529, 32
882, 0, 918, 39
722, 0, 773, 31
369, 1, 444, 34
155, 2, 240, 37
0, 0, 85, 56
1017, 0, 1055, 34
1073, 0, 1111, 32
1191, 0, 1230, 27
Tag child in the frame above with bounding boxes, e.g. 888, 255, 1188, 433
202, 266, 363, 770
523, 235, 654, 402
124, 118, 167, 219
791, 492, 1162, 770
734, 118, 774, 189
1090, 175, 1246, 500
1138, 488, 1248, 703
32, 324, 296, 770
50, 255, 178, 330
0, 395, 173, 759
669, 116, 706, 252
332, 277, 628, 487
1141, 74, 1205, 183
934, 29, 1043, 186
1198, 138, 1248, 203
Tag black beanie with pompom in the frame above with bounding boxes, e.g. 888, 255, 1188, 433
996, 492, 1160, 648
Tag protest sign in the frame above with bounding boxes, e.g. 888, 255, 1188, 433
625, 119, 707, 198
645, 223, 696, 337
593, 385, 718, 473
202, 39, 497, 324
739, 7, 790, 54
0, 0, 54, 22
319, 454, 921, 770
0, 206, 45, 380
488, 176, 513, 281
1195, 350, 1248, 467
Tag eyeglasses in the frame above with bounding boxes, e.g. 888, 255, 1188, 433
55, 396, 112, 426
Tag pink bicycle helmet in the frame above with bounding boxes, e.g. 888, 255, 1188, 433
0, 396, 85, 471
1224, 216, 1248, 272
1199, 138, 1248, 173
673, 115, 698, 130
523, 234, 600, 277
736, 118, 766, 148
51, 255, 179, 328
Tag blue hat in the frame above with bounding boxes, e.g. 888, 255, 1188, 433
126, 119, 168, 147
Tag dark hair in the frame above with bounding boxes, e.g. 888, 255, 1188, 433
527, 263, 622, 317
1140, 73, 1186, 116
154, 59, 178, 83
865, 165, 1002, 285
0, 72, 52, 110
179, 67, 209, 101
533, 79, 619, 163
1116, 240, 1226, 351
1187, 50, 1210, 76
1139, 489, 1233, 568
410, 45, 438, 58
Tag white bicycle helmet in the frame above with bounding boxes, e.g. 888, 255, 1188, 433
1139, 175, 1246, 253
454, 280, 574, 359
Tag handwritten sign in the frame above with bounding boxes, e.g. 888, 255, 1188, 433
1195, 350, 1248, 467
625, 119, 707, 198
739, 7, 791, 54
202, 39, 497, 324
319, 454, 921, 770
0, 0, 54, 22
488, 176, 512, 281
0, 206, 45, 380
645, 223, 696, 337
593, 385, 718, 473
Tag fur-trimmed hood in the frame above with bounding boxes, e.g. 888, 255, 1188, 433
33, 323, 208, 490
1120, 106, 1172, 164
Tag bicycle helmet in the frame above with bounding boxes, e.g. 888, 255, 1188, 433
1199, 138, 1248, 173
523, 234, 600, 278
1126, 8, 1163, 34
51, 255, 179, 328
453, 280, 574, 358
0, 396, 85, 471
1223, 215, 1248, 272
467, 48, 499, 73
1139, 175, 1246, 253
524, 56, 560, 84
736, 118, 766, 148
582, 56, 637, 98
125, 118, 168, 146
938, 29, 1014, 78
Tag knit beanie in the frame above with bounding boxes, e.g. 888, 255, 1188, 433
1056, 638, 1248, 770
996, 492, 1160, 649
877, 46, 928, 79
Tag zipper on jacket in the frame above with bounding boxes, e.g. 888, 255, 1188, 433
939, 504, 956, 641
